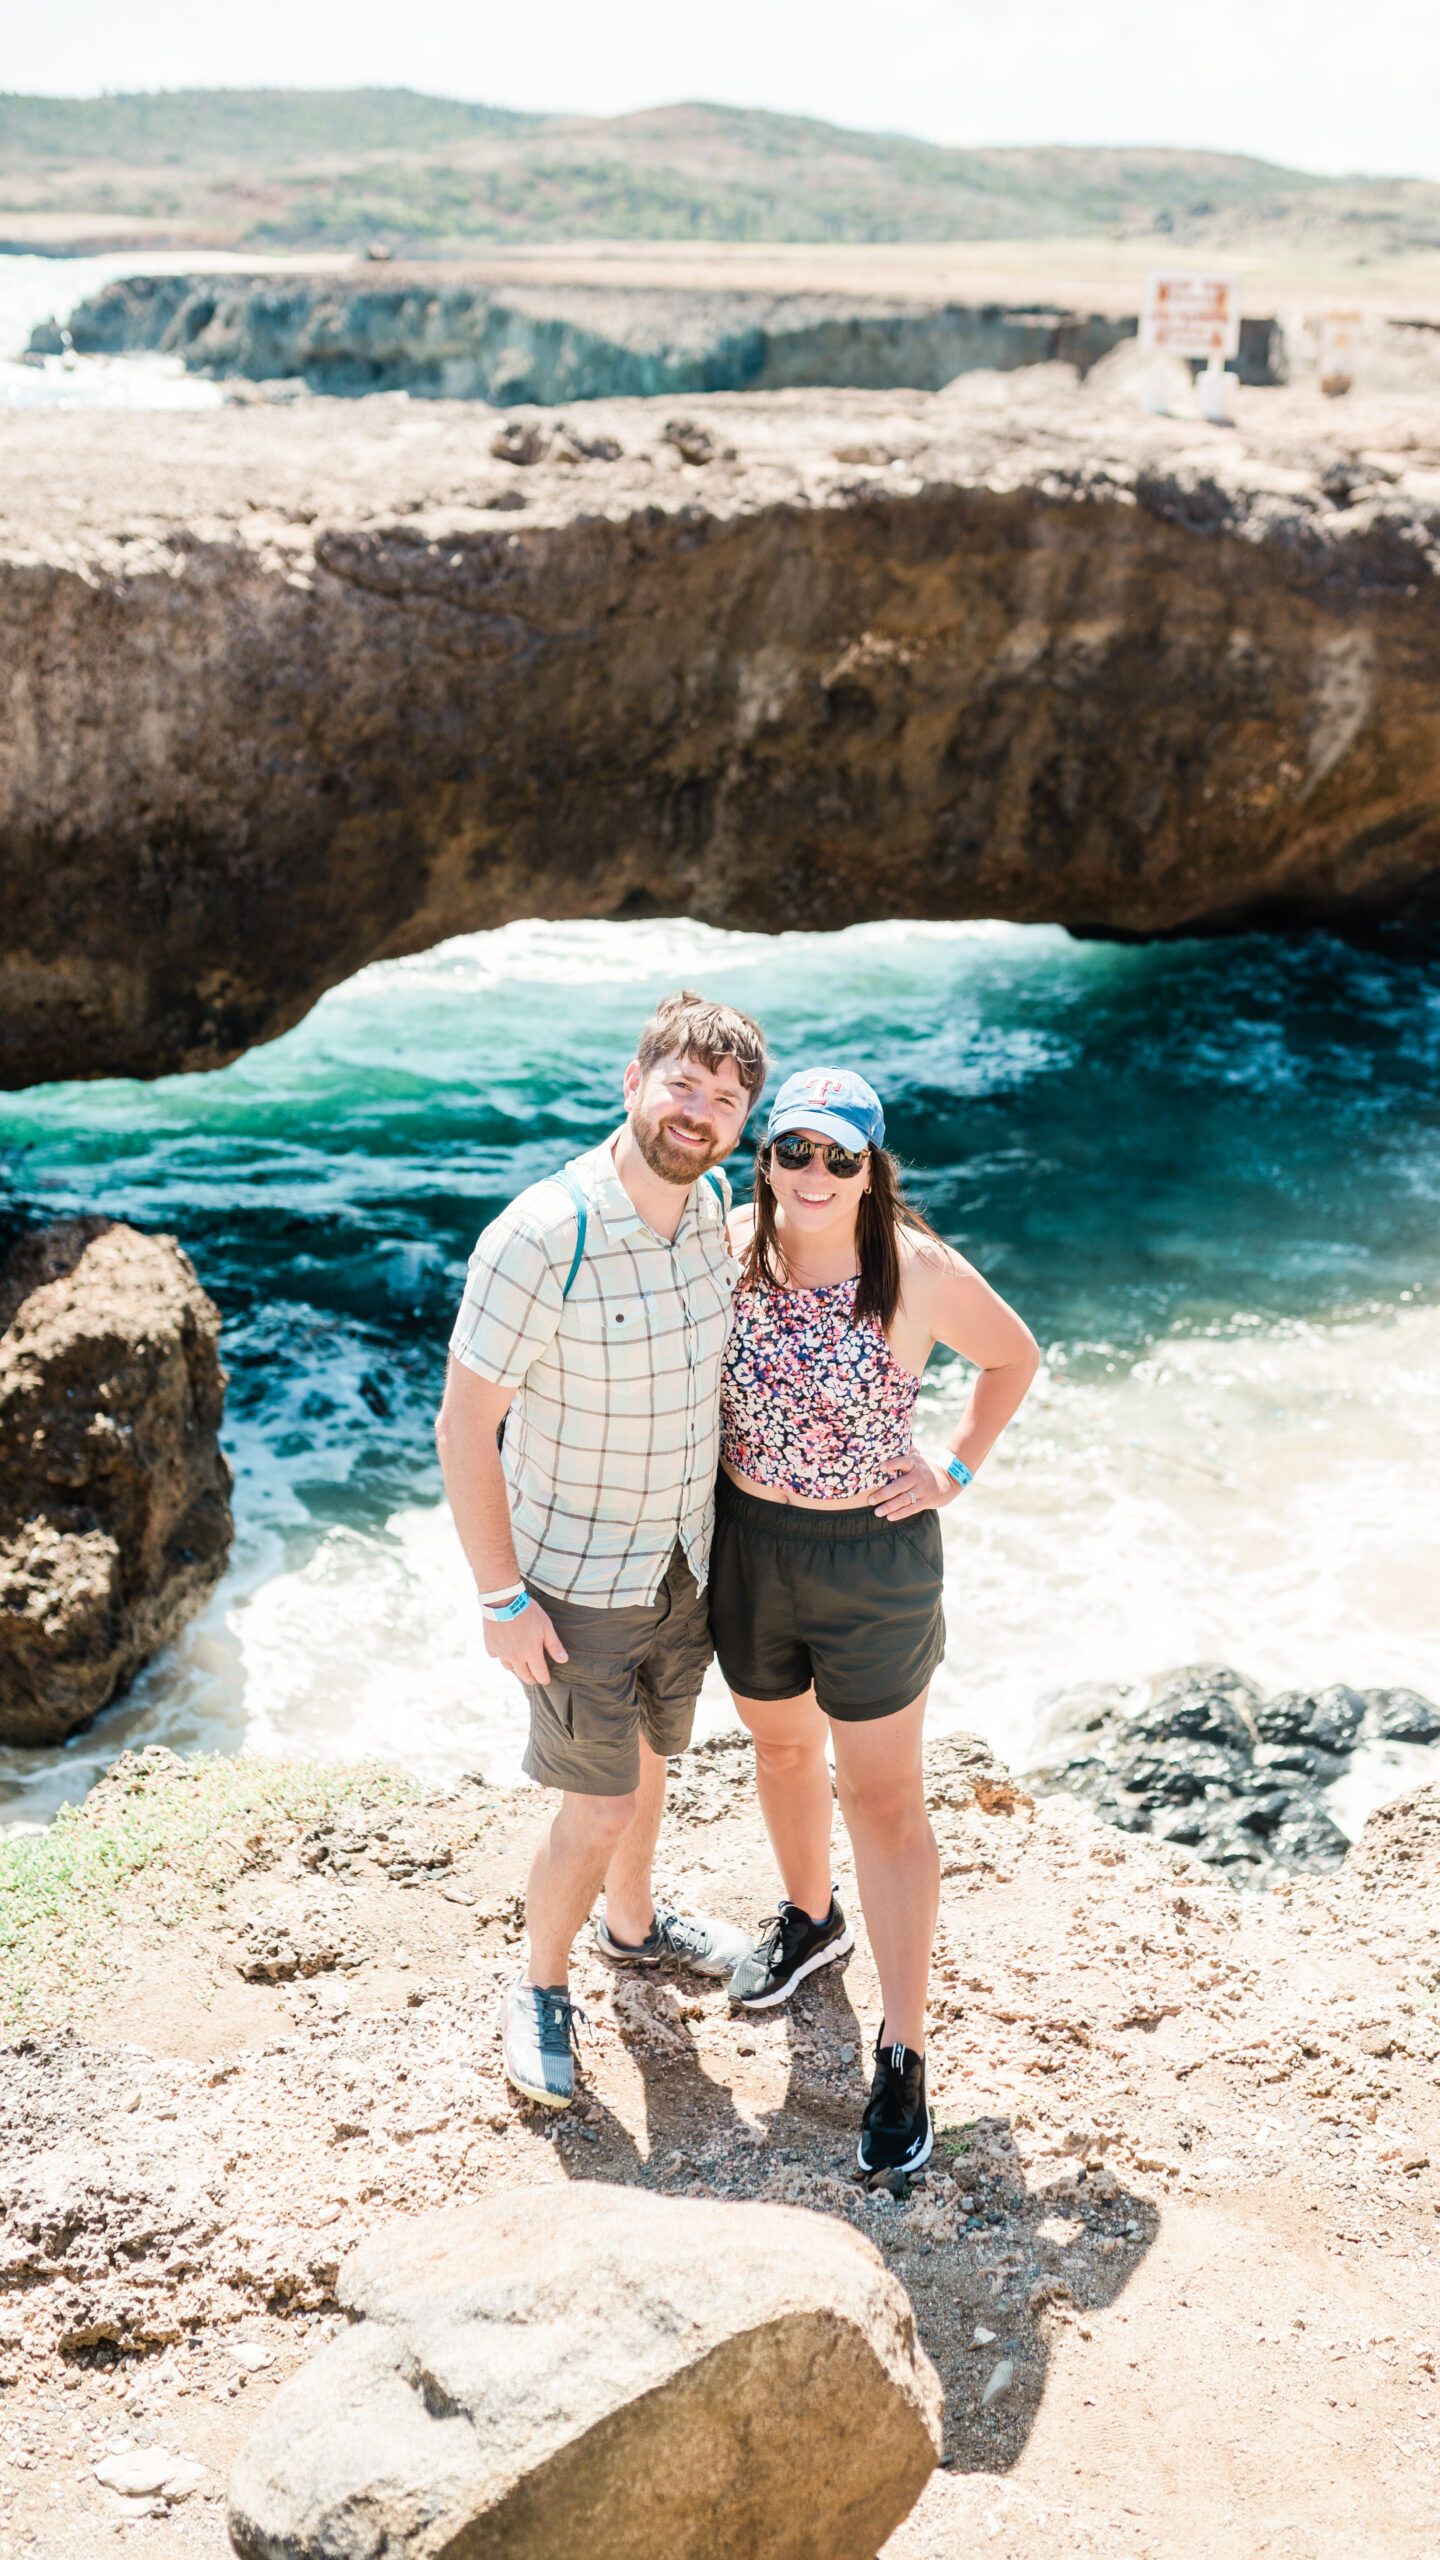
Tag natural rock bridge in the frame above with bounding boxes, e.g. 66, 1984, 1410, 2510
2, 378, 1438, 1089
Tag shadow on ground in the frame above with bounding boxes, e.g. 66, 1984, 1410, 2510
524, 1944, 1156, 2477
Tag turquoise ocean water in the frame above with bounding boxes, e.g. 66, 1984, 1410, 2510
3, 916, 1439, 1831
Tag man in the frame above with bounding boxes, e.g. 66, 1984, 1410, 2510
436, 989, 768, 2109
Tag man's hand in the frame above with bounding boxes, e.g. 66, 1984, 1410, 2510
483, 1597, 569, 1688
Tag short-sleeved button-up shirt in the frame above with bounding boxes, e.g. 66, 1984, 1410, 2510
448, 1134, 738, 1606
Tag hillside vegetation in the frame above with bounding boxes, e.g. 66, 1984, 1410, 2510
3, 88, 1440, 255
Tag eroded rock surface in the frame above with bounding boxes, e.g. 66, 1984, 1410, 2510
228, 2185, 942, 2560
0, 1221, 232, 1741
1031, 1660, 1440, 1878
3, 373, 1440, 1087
56, 268, 1143, 400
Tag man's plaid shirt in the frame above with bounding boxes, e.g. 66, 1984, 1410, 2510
448, 1135, 738, 1606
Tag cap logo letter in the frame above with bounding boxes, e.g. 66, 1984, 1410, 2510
804, 1073, 847, 1106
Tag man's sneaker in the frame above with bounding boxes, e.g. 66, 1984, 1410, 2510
727, 1896, 853, 2009
500, 1978, 583, 2110
592, 1906, 754, 1980
857, 2034, 933, 2175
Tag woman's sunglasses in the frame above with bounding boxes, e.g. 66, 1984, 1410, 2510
770, 1134, 869, 1179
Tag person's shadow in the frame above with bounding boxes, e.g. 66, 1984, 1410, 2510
542, 1942, 1156, 2475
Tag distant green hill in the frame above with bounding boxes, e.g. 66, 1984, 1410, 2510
2, 88, 1436, 254
0, 87, 539, 160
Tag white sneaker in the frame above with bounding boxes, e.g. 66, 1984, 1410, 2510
592, 1906, 754, 1979
500, 1977, 582, 2109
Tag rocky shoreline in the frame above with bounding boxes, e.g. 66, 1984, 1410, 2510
45, 270, 1148, 402
4, 366, 1440, 1089
2, 1735, 1439, 2553
36, 268, 1294, 405
1033, 1662, 1440, 1879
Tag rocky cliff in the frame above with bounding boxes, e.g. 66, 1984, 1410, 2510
53, 269, 1154, 400
0, 1222, 233, 1741
2, 370, 1439, 1088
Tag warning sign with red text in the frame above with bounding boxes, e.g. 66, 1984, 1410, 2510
1141, 273, 1241, 360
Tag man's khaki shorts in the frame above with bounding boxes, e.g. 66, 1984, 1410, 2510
521, 1543, 713, 1797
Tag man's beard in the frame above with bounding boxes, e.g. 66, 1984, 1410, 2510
630, 1104, 727, 1187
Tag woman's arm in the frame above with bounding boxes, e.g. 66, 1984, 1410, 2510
873, 1245, 1039, 1520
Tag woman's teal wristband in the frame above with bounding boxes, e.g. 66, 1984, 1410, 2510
485, 1589, 531, 1622
945, 1456, 973, 1489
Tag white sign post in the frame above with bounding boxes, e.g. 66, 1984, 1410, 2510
1140, 272, 1242, 421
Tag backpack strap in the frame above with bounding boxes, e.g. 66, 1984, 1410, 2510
556, 1168, 588, 1302
555, 1161, 721, 1304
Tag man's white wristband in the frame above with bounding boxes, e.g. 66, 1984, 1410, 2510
483, 1588, 531, 1623
480, 1580, 525, 1608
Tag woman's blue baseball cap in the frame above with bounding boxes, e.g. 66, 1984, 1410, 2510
765, 1067, 885, 1152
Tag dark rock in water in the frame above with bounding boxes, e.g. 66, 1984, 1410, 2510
1127, 1664, 1261, 1752
1114, 1740, 1248, 1804
0, 1221, 233, 1744
1268, 1802, 1353, 1868
1363, 1688, 1440, 1743
1255, 1685, 1365, 1752
1031, 1661, 1438, 1882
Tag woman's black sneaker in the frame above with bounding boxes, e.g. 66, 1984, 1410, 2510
727, 1896, 853, 2009
857, 2034, 933, 2174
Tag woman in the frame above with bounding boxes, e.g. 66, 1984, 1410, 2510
711, 1067, 1039, 2173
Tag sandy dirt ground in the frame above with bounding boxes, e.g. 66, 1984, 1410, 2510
8, 356, 1440, 553
6, 232, 1440, 322
2, 1737, 1438, 2556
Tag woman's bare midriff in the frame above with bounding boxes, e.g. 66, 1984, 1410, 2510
719, 1459, 892, 1512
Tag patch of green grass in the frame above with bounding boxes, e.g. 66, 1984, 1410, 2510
0, 1751, 419, 2038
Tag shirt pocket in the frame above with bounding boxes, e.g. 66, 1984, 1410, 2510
565, 1291, 657, 1387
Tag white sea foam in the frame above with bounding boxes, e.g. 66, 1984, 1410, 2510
0, 251, 331, 410
187, 1299, 1440, 1816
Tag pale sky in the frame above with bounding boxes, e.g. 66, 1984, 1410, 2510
12, 0, 1440, 183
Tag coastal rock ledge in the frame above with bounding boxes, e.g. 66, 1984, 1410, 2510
0, 1221, 233, 1743
3, 378, 1440, 1087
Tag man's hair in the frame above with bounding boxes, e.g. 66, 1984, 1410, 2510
635, 989, 768, 1101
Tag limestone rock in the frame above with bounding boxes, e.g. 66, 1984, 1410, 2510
228, 2184, 942, 2560
1346, 1782, 1440, 1889
95, 2447, 178, 2498
0, 1220, 232, 1742
4, 387, 1440, 1088
56, 271, 1136, 402
233, 1903, 360, 1982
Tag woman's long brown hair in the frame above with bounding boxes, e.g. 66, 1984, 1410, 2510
740, 1141, 946, 1334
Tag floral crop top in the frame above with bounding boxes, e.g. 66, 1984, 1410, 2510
719, 1276, 920, 1500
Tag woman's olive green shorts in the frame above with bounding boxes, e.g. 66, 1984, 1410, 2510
709, 1474, 946, 1723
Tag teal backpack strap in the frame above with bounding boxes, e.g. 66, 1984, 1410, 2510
557, 1169, 588, 1301
555, 1163, 715, 1306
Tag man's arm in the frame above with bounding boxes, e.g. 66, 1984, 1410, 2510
435, 1359, 569, 1687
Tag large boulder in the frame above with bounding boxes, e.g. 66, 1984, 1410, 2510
0, 1219, 233, 1743
228, 2185, 943, 2560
